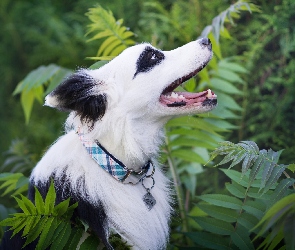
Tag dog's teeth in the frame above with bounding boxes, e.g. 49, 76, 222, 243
171, 92, 179, 98
179, 95, 185, 99
206, 89, 212, 98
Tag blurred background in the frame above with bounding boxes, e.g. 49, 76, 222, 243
1, 0, 294, 168
0, 0, 294, 247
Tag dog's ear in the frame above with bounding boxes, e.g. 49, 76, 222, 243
45, 71, 107, 122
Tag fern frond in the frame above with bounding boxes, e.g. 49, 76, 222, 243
201, 0, 261, 43
0, 180, 84, 250
0, 173, 28, 196
209, 141, 290, 193
253, 193, 295, 250
86, 5, 136, 58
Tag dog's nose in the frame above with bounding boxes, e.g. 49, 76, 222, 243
199, 38, 212, 50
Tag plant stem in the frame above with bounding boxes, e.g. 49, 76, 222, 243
165, 141, 189, 232
283, 171, 295, 190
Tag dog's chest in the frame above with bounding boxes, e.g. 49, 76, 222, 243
31, 131, 171, 249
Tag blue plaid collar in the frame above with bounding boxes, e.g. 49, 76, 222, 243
78, 131, 153, 184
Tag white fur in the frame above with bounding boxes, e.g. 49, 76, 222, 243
31, 40, 214, 249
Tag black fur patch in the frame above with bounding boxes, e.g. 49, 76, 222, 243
134, 46, 165, 78
26, 171, 113, 250
49, 72, 107, 123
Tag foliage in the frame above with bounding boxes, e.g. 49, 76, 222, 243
1, 139, 35, 175
140, 0, 258, 234
1, 1, 295, 249
232, 0, 295, 164
86, 5, 136, 61
0, 173, 29, 198
171, 141, 295, 249
0, 0, 100, 162
0, 180, 130, 249
13, 65, 72, 124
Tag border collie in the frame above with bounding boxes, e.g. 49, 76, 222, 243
0, 38, 216, 250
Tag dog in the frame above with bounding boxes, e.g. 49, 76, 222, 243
0, 38, 216, 250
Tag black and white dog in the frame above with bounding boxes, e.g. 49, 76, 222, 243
1, 38, 216, 250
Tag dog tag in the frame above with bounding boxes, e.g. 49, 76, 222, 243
143, 191, 156, 210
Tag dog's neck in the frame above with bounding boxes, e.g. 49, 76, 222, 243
67, 113, 168, 171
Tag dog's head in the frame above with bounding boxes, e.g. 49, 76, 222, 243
45, 38, 217, 124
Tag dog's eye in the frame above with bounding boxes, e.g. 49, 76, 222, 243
151, 53, 157, 60
134, 46, 165, 78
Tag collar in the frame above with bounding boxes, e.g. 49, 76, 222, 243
77, 130, 154, 184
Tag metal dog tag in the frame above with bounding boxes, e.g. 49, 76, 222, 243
143, 192, 156, 210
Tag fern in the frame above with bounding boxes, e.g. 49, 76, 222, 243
0, 180, 130, 249
201, 0, 261, 44
86, 5, 136, 60
0, 180, 81, 249
209, 141, 294, 193
1, 139, 35, 175
0, 173, 28, 197
179, 141, 295, 250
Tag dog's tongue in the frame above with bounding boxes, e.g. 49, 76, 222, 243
160, 89, 215, 106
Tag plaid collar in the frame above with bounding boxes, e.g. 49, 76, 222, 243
77, 131, 152, 184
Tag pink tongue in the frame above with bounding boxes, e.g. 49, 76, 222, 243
177, 90, 208, 99
160, 90, 208, 105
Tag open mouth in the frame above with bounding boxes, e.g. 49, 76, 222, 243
159, 66, 217, 108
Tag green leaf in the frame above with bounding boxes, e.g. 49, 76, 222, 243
260, 161, 275, 190
185, 232, 231, 250
22, 215, 41, 237
229, 150, 247, 169
243, 200, 265, 219
20, 89, 35, 124
230, 225, 255, 250
193, 217, 234, 235
198, 194, 243, 209
20, 194, 36, 214
45, 68, 72, 95
172, 149, 206, 164
64, 228, 84, 250
53, 198, 70, 216
86, 5, 135, 57
36, 216, 55, 250
225, 181, 246, 198
88, 60, 109, 70
237, 213, 259, 232
219, 60, 248, 73
284, 214, 295, 250
220, 169, 250, 188
166, 116, 223, 135
50, 222, 71, 250
10, 217, 27, 237
168, 128, 218, 144
14, 196, 30, 215
15, 176, 29, 189
24, 218, 48, 247
249, 156, 264, 184
214, 68, 245, 84
169, 137, 216, 150
287, 163, 295, 173
79, 235, 101, 250
35, 187, 45, 214
211, 78, 243, 94
241, 154, 257, 175
0, 215, 24, 227
270, 178, 295, 204
263, 164, 286, 193
45, 180, 56, 214
197, 204, 238, 222
253, 193, 295, 232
